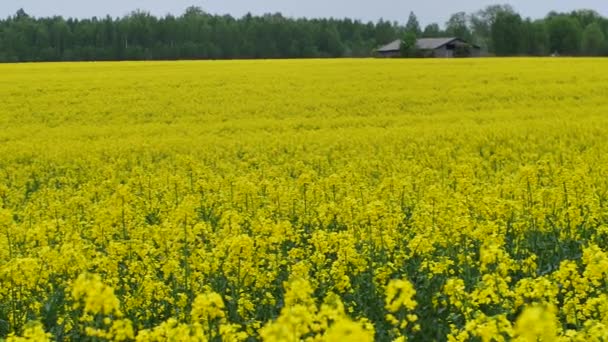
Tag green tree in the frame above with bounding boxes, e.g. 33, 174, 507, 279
491, 11, 523, 56
446, 12, 472, 41
375, 19, 398, 46
319, 24, 345, 57
546, 15, 583, 55
0, 5, 606, 62
405, 11, 421, 35
422, 23, 442, 38
581, 22, 606, 55
400, 31, 417, 57
470, 4, 515, 52
521, 19, 550, 56
571, 9, 602, 28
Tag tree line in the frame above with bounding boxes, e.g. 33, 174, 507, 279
0, 5, 607, 62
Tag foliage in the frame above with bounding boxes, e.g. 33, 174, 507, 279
0, 8, 392, 61
520, 19, 550, 56
1, 59, 608, 341
445, 12, 473, 42
470, 5, 516, 51
405, 12, 421, 36
582, 22, 607, 55
422, 24, 442, 38
400, 32, 418, 57
491, 12, 524, 56
546, 15, 583, 55
1, 6, 608, 62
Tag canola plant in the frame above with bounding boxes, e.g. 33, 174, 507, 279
1, 59, 608, 341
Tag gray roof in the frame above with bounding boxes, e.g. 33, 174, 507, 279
416, 38, 459, 50
376, 37, 475, 52
376, 39, 402, 52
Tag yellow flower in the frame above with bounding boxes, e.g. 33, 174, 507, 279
514, 305, 559, 341
386, 278, 417, 312
192, 291, 226, 322
6, 322, 51, 342
322, 317, 374, 342
71, 273, 122, 317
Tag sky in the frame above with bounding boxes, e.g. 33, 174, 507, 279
1, 0, 607, 26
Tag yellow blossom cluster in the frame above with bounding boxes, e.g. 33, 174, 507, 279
1, 58, 608, 340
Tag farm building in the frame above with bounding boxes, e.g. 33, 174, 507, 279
376, 37, 481, 58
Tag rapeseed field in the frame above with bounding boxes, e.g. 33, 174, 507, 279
1, 59, 608, 341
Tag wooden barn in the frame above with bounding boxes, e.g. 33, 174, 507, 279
376, 37, 481, 58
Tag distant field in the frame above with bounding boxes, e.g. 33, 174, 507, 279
2, 59, 608, 341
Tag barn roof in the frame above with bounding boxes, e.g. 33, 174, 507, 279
376, 39, 402, 52
376, 37, 479, 52
416, 37, 459, 50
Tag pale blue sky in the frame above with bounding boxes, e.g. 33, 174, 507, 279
1, 0, 607, 26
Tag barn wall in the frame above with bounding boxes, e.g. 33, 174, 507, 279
433, 46, 453, 58
377, 51, 401, 58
